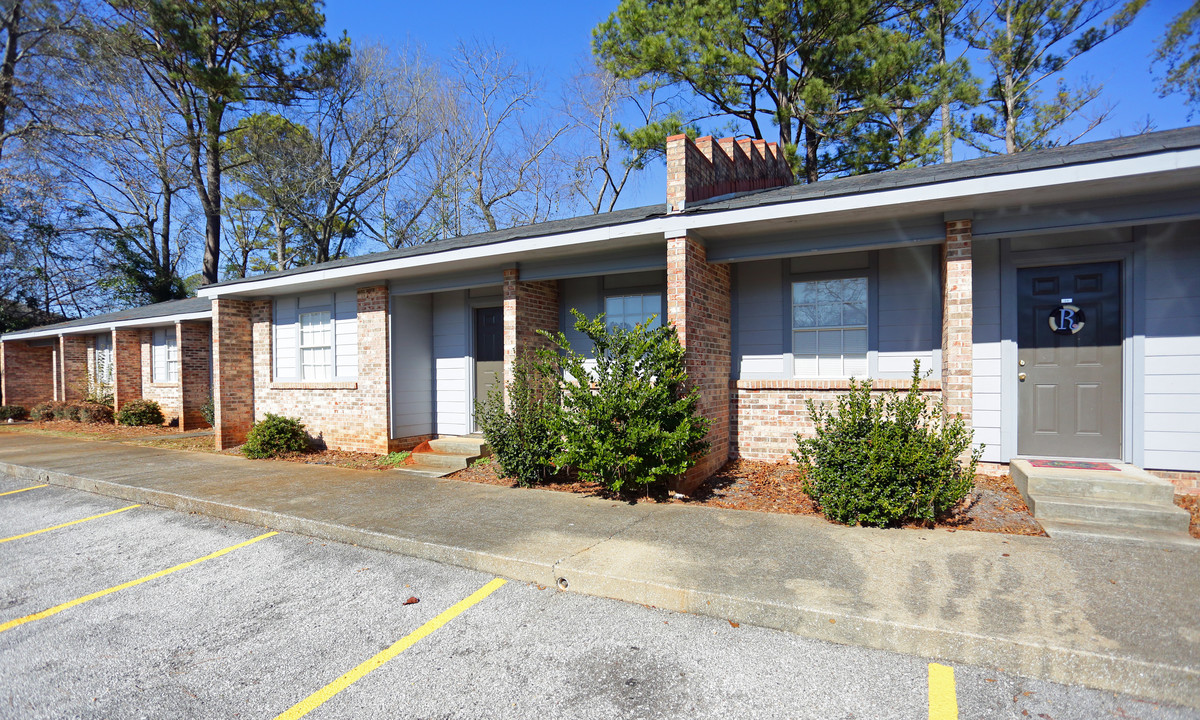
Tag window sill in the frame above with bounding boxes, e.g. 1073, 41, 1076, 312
269, 381, 358, 390
732, 378, 941, 391
148, 382, 179, 388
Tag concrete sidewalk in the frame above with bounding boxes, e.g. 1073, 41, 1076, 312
0, 433, 1197, 708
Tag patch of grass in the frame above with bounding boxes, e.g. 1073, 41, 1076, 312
378, 451, 411, 468
470, 455, 495, 468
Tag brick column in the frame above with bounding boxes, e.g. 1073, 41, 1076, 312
502, 268, 560, 395
112, 329, 142, 413
178, 320, 212, 430
212, 298, 255, 450
0, 340, 56, 407
667, 232, 732, 494
942, 219, 973, 425
357, 285, 392, 454
59, 335, 90, 403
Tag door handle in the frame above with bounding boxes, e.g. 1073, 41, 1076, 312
1018, 373, 1027, 381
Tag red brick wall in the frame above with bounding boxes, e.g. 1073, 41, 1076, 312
0, 340, 56, 408
502, 268, 559, 394
667, 233, 732, 493
250, 286, 391, 454
666, 134, 792, 211
112, 329, 142, 412
179, 321, 212, 430
942, 220, 973, 425
140, 329, 181, 424
60, 335, 90, 403
212, 298, 255, 450
731, 379, 943, 462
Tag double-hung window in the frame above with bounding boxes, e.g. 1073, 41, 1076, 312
93, 334, 114, 386
299, 311, 333, 381
274, 290, 357, 382
792, 277, 868, 378
151, 328, 179, 383
604, 293, 662, 331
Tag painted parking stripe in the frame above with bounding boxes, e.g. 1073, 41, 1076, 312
0, 531, 277, 634
928, 662, 958, 720
0, 504, 141, 544
0, 484, 48, 497
274, 577, 508, 720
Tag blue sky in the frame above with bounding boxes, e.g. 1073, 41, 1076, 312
323, 0, 1196, 210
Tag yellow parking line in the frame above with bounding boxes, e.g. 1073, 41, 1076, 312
928, 662, 958, 720
0, 531, 277, 634
0, 504, 141, 544
275, 577, 507, 720
0, 484, 48, 497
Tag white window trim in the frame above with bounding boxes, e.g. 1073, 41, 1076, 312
274, 292, 358, 382
151, 327, 179, 383
298, 310, 333, 381
93, 334, 114, 386
791, 276, 870, 379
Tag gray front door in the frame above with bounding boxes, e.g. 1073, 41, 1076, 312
474, 307, 503, 423
1017, 262, 1122, 459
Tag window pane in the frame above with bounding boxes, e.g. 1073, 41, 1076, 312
791, 276, 869, 378
605, 297, 621, 319
793, 304, 817, 328
793, 330, 817, 355
817, 355, 843, 376
817, 303, 841, 327
843, 329, 868, 353
844, 302, 867, 326
817, 329, 843, 354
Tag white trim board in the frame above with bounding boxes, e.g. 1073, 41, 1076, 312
1, 310, 212, 342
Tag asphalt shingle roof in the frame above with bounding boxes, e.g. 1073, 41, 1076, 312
2, 296, 211, 338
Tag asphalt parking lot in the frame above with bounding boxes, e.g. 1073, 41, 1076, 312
1, 473, 1195, 720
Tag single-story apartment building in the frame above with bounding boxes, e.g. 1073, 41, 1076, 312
3, 127, 1198, 494
0, 297, 213, 430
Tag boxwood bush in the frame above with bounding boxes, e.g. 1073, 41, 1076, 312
242, 413, 309, 459
793, 362, 980, 528
475, 358, 561, 487
0, 405, 27, 421
77, 403, 114, 424
115, 399, 165, 426
30, 402, 61, 421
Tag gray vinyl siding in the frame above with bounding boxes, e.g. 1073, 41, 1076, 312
731, 248, 939, 381
390, 293, 433, 438
971, 238, 1003, 462
1142, 219, 1200, 471
432, 290, 470, 436
876, 246, 938, 377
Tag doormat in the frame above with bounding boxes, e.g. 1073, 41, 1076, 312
1027, 459, 1119, 471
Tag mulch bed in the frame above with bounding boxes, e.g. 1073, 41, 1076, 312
0, 420, 196, 440
1174, 494, 1200, 539
449, 457, 1047, 537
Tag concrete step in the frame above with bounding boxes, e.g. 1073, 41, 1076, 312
407, 450, 475, 473
1012, 461, 1176, 504
1038, 519, 1200, 549
428, 436, 490, 456
1027, 492, 1191, 533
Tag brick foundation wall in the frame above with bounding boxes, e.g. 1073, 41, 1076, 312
942, 220, 973, 425
212, 298, 255, 450
731, 379, 943, 462
502, 268, 559, 395
140, 329, 181, 424
0, 340, 56, 408
250, 286, 391, 454
667, 233, 732, 493
1147, 469, 1200, 495
179, 321, 212, 430
112, 329, 142, 413
60, 335, 90, 403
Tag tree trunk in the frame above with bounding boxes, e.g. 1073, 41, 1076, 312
201, 110, 222, 284
1003, 4, 1017, 154
0, 1, 21, 162
939, 5, 953, 163
274, 214, 285, 271
804, 123, 819, 184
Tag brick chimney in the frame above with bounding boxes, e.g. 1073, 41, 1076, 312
665, 134, 793, 212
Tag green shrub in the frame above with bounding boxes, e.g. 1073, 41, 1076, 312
65, 404, 85, 422
51, 403, 74, 421
30, 402, 61, 421
242, 413, 309, 459
78, 403, 114, 424
536, 310, 710, 494
474, 357, 561, 487
0, 405, 27, 421
200, 397, 215, 427
793, 361, 980, 528
115, 399, 165, 426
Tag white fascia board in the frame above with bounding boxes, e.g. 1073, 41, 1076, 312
0, 310, 212, 342
197, 147, 1200, 298
658, 148, 1200, 236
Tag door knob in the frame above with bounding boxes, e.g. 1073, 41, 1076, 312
1019, 359, 1026, 367
1018, 373, 1027, 381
